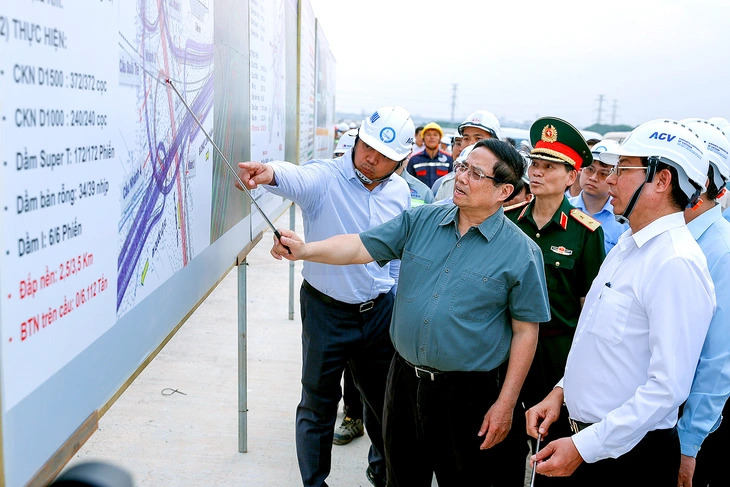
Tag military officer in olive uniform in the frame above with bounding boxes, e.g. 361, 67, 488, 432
493, 117, 606, 486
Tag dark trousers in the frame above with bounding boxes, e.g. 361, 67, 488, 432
296, 283, 394, 487
691, 397, 730, 486
342, 363, 364, 420
565, 426, 680, 487
492, 332, 574, 486
383, 354, 501, 487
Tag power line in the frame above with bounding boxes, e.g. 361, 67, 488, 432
595, 94, 605, 125
450, 84, 459, 122
611, 99, 618, 125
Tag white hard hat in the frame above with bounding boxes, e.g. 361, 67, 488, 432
458, 110, 501, 139
599, 119, 708, 199
349, 122, 358, 129
681, 118, 730, 189
456, 144, 476, 163
334, 129, 358, 157
358, 106, 415, 161
590, 139, 622, 166
440, 135, 451, 145
453, 131, 463, 141
708, 117, 730, 132
336, 122, 350, 132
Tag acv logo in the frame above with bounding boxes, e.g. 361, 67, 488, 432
380, 127, 396, 143
649, 132, 676, 142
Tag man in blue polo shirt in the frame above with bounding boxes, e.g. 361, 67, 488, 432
269, 138, 551, 486
569, 139, 629, 253
237, 106, 413, 487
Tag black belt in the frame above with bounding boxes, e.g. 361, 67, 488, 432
568, 418, 593, 434
398, 354, 444, 381
302, 280, 387, 313
396, 353, 499, 383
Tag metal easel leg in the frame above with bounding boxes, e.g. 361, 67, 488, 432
237, 260, 248, 453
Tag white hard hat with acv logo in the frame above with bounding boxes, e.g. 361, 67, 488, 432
681, 118, 730, 191
599, 119, 708, 201
358, 106, 415, 161
458, 110, 501, 139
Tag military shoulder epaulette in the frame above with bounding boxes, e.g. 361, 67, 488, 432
570, 208, 601, 232
504, 200, 530, 212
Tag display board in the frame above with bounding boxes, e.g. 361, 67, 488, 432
314, 20, 336, 160
298, 0, 316, 164
248, 0, 288, 236
0, 0, 330, 484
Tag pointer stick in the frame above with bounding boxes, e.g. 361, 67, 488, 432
529, 433, 542, 487
165, 78, 290, 253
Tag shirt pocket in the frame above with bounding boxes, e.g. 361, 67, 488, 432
587, 286, 632, 344
397, 250, 432, 303
545, 253, 576, 291
449, 271, 505, 321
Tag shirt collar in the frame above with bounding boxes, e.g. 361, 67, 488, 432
631, 212, 686, 248
687, 204, 724, 241
439, 206, 505, 241
439, 205, 460, 227
520, 196, 572, 231
573, 192, 613, 216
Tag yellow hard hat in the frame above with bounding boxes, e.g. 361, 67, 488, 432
421, 121, 444, 139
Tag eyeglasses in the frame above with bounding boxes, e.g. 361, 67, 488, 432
583, 165, 612, 180
454, 161, 504, 183
608, 166, 649, 177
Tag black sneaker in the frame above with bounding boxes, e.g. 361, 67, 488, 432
366, 465, 385, 487
332, 417, 364, 445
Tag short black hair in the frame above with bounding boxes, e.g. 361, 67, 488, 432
472, 138, 525, 200
706, 165, 723, 200
504, 179, 527, 204
639, 158, 693, 210
415, 126, 424, 135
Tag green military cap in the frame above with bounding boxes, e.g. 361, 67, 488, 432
529, 117, 592, 170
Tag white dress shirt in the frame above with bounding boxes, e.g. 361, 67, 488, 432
561, 212, 715, 463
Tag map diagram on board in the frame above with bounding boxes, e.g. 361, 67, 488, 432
116, 0, 214, 316
249, 0, 288, 229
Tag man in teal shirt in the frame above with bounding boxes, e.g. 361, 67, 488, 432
269, 139, 550, 485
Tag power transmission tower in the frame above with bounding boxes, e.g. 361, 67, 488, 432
451, 84, 458, 122
594, 94, 605, 125
611, 99, 618, 125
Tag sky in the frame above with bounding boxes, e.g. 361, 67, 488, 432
308, 0, 730, 130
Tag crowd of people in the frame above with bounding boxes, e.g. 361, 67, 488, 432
236, 106, 730, 487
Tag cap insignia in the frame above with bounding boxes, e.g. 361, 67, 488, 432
541, 124, 558, 143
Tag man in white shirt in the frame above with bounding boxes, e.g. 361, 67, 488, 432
526, 119, 716, 486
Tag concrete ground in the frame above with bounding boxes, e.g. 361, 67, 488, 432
66, 206, 530, 486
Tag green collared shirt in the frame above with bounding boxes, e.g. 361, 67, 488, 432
506, 197, 605, 332
360, 204, 550, 372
